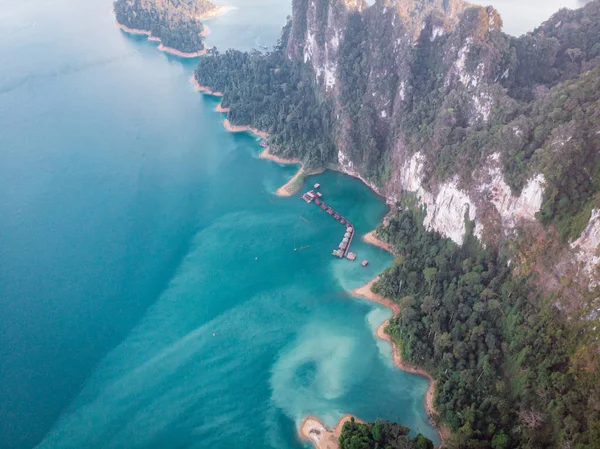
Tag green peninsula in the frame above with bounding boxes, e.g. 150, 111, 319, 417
114, 0, 219, 55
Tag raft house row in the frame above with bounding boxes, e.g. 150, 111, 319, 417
301, 184, 368, 266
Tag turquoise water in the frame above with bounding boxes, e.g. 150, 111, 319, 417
0, 1, 436, 448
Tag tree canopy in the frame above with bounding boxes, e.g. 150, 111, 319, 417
114, 0, 215, 53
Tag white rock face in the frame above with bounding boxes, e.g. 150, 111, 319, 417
478, 154, 545, 229
455, 38, 474, 87
387, 151, 546, 245
395, 152, 479, 245
571, 209, 600, 287
302, 0, 340, 92
304, 27, 316, 64
448, 39, 492, 123
325, 62, 337, 90
399, 81, 406, 101
423, 179, 479, 245
472, 91, 493, 123
431, 26, 444, 41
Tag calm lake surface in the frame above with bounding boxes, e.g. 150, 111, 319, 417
0, 0, 581, 447
0, 1, 431, 448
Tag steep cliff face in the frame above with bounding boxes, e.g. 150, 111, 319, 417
287, 0, 600, 302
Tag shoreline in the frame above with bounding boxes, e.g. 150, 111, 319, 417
362, 230, 395, 255
114, 9, 447, 448
215, 102, 230, 113
220, 118, 322, 197
189, 76, 224, 96
222, 118, 269, 140
299, 415, 360, 449
352, 277, 451, 445
276, 166, 325, 197
114, 18, 206, 58
190, 75, 326, 197
352, 278, 400, 315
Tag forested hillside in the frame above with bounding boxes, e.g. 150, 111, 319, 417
195, 39, 338, 166
338, 417, 434, 449
114, 0, 216, 53
373, 205, 599, 448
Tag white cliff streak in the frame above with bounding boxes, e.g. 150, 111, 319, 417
478, 154, 545, 230
571, 209, 600, 286
393, 153, 480, 245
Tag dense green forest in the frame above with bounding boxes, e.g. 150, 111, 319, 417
194, 24, 337, 168
372, 205, 600, 448
114, 0, 215, 53
338, 417, 434, 449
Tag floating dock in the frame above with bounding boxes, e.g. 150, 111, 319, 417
301, 186, 356, 260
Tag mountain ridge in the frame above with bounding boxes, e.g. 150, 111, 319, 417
197, 0, 600, 303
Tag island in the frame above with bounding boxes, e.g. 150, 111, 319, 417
300, 415, 433, 449
113, 0, 229, 57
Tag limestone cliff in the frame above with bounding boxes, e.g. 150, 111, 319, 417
284, 0, 600, 308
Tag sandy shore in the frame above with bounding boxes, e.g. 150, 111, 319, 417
215, 102, 230, 112
352, 277, 401, 315
221, 119, 319, 196
201, 25, 211, 37
189, 76, 224, 96
363, 230, 395, 255
276, 166, 325, 197
157, 44, 206, 58
299, 415, 361, 449
114, 20, 206, 58
260, 146, 300, 165
191, 79, 323, 197
223, 119, 269, 140
352, 279, 451, 445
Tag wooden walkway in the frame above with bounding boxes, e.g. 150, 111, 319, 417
301, 188, 356, 259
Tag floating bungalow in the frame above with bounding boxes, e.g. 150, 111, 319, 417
362, 260, 369, 267
302, 191, 317, 203
301, 186, 357, 260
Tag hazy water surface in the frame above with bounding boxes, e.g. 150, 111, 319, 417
0, 1, 432, 448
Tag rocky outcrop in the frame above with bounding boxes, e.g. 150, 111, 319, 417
571, 209, 600, 288
286, 0, 600, 297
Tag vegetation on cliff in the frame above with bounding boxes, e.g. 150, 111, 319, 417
194, 32, 337, 168
194, 0, 600, 240
114, 0, 215, 53
373, 206, 600, 448
338, 417, 434, 449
